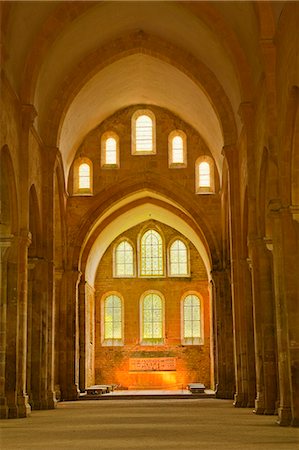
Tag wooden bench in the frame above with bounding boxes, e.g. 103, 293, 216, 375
187, 383, 206, 394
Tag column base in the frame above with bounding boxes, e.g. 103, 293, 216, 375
216, 388, 234, 399
17, 393, 31, 417
0, 397, 8, 419
62, 384, 80, 401
277, 406, 292, 426
233, 392, 247, 407
254, 398, 265, 415
7, 394, 31, 417
47, 390, 57, 409
291, 417, 299, 427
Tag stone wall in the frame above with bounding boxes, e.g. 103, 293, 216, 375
94, 221, 211, 389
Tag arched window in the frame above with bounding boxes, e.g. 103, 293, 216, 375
199, 162, 210, 187
141, 292, 164, 344
140, 229, 164, 276
114, 240, 134, 277
132, 110, 156, 155
73, 157, 93, 195
195, 156, 215, 194
182, 294, 202, 345
169, 239, 189, 276
101, 132, 119, 167
168, 130, 187, 167
102, 293, 123, 345
79, 163, 90, 189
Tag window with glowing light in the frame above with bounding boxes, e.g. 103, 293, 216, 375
114, 240, 134, 277
195, 156, 215, 194
132, 110, 156, 155
73, 158, 93, 195
199, 162, 210, 187
141, 292, 164, 344
79, 163, 90, 189
102, 294, 123, 346
182, 294, 202, 345
168, 130, 187, 167
140, 229, 164, 276
169, 239, 189, 276
101, 132, 119, 167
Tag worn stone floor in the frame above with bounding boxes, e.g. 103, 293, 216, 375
1, 398, 298, 450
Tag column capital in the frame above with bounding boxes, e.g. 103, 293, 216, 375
221, 144, 238, 167
43, 145, 60, 168
238, 101, 255, 128
21, 104, 37, 127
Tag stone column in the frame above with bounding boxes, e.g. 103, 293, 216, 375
60, 269, 81, 400
27, 257, 56, 410
270, 201, 299, 426
211, 268, 235, 399
54, 269, 63, 401
16, 231, 32, 418
78, 279, 86, 392
0, 236, 14, 418
3, 232, 32, 418
223, 144, 256, 407
41, 146, 62, 410
46, 258, 56, 410
247, 238, 278, 415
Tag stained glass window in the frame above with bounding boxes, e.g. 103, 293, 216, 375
136, 115, 153, 152
105, 137, 117, 164
199, 162, 210, 187
104, 294, 122, 341
183, 294, 201, 344
169, 239, 188, 275
141, 229, 163, 276
115, 240, 134, 277
142, 293, 163, 342
172, 136, 184, 163
79, 163, 90, 189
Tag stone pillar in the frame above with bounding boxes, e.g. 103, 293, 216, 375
270, 201, 299, 426
16, 231, 32, 418
0, 236, 13, 418
46, 258, 56, 410
3, 232, 31, 418
60, 269, 81, 400
211, 268, 235, 399
223, 144, 256, 408
54, 269, 63, 402
247, 238, 278, 415
78, 279, 86, 392
27, 257, 56, 410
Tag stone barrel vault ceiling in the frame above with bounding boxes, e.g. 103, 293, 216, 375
3, 1, 285, 180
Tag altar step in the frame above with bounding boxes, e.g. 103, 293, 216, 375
79, 387, 216, 401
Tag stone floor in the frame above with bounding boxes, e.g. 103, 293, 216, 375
1, 398, 298, 449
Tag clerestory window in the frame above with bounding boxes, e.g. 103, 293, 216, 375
73, 157, 93, 195
196, 156, 215, 194
132, 110, 156, 155
168, 130, 187, 167
101, 132, 119, 167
